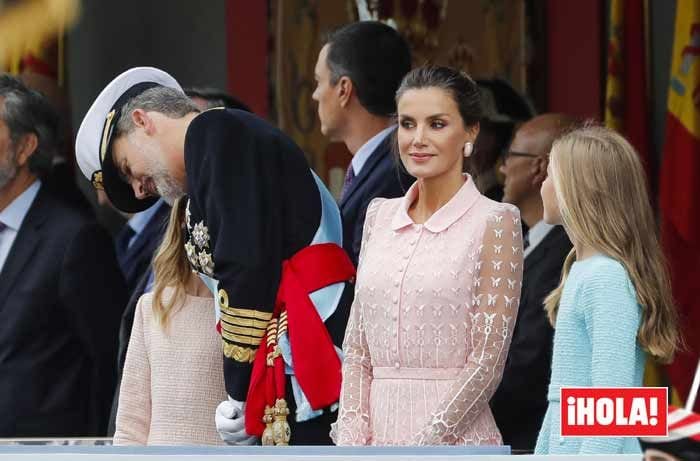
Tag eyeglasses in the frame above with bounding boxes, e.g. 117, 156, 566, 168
503, 150, 540, 161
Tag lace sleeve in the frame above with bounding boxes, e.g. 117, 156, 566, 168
417, 205, 524, 445
331, 198, 384, 445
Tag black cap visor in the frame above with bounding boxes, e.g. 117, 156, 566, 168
99, 82, 160, 213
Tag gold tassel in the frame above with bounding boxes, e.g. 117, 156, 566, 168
271, 398, 291, 446
261, 405, 275, 446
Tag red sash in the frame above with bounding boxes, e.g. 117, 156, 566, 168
245, 243, 355, 436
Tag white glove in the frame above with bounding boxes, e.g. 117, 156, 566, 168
215, 397, 258, 445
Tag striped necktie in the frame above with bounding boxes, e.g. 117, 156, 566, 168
340, 164, 356, 202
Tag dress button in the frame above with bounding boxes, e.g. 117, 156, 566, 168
392, 315, 397, 321
394, 362, 400, 369
403, 254, 409, 260
410, 240, 416, 246
398, 267, 404, 273
394, 280, 399, 287
392, 297, 398, 304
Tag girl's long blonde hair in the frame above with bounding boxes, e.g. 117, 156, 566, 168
151, 197, 191, 328
543, 125, 679, 364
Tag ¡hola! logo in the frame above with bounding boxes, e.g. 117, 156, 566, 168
561, 387, 668, 437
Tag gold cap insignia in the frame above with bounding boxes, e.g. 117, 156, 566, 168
91, 170, 104, 190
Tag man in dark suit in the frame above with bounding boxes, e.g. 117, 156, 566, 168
113, 199, 169, 296
490, 114, 576, 452
0, 75, 127, 437
312, 21, 414, 265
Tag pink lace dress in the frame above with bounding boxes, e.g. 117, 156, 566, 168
332, 177, 523, 446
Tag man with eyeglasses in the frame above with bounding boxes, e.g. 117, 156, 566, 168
489, 113, 576, 452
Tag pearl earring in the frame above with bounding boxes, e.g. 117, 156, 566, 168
463, 142, 473, 157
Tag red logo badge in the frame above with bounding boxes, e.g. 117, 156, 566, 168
560, 387, 668, 437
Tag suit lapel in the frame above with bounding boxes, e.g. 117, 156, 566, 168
523, 226, 567, 271
524, 240, 548, 272
123, 204, 168, 263
522, 227, 553, 304
340, 130, 394, 208
0, 186, 49, 308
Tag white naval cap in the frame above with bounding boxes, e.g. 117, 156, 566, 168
75, 66, 182, 212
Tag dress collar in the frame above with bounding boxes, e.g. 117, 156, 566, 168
390, 174, 481, 233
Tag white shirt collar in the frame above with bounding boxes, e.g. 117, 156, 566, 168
524, 219, 555, 259
0, 180, 41, 231
351, 125, 395, 176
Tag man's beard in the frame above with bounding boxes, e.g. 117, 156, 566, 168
145, 155, 185, 206
0, 147, 18, 190
132, 135, 186, 206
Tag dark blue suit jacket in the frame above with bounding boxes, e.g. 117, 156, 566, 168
0, 184, 127, 436
115, 202, 169, 296
340, 130, 414, 266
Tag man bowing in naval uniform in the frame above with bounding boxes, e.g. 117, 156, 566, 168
75, 67, 355, 446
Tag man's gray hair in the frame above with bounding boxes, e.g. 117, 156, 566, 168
0, 74, 59, 176
115, 86, 199, 136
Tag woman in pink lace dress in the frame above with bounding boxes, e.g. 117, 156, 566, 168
332, 66, 523, 446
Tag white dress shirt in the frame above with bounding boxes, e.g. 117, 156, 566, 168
351, 125, 395, 176
523, 219, 555, 259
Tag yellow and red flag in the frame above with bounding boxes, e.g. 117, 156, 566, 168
660, 0, 700, 413
604, 0, 651, 179
604, 0, 678, 398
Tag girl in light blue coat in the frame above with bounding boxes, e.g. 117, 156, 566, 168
535, 125, 680, 455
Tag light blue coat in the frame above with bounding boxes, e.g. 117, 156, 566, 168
535, 254, 646, 455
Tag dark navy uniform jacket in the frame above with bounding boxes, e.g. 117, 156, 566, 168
182, 109, 352, 411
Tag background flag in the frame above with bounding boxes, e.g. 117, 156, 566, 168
660, 0, 700, 413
